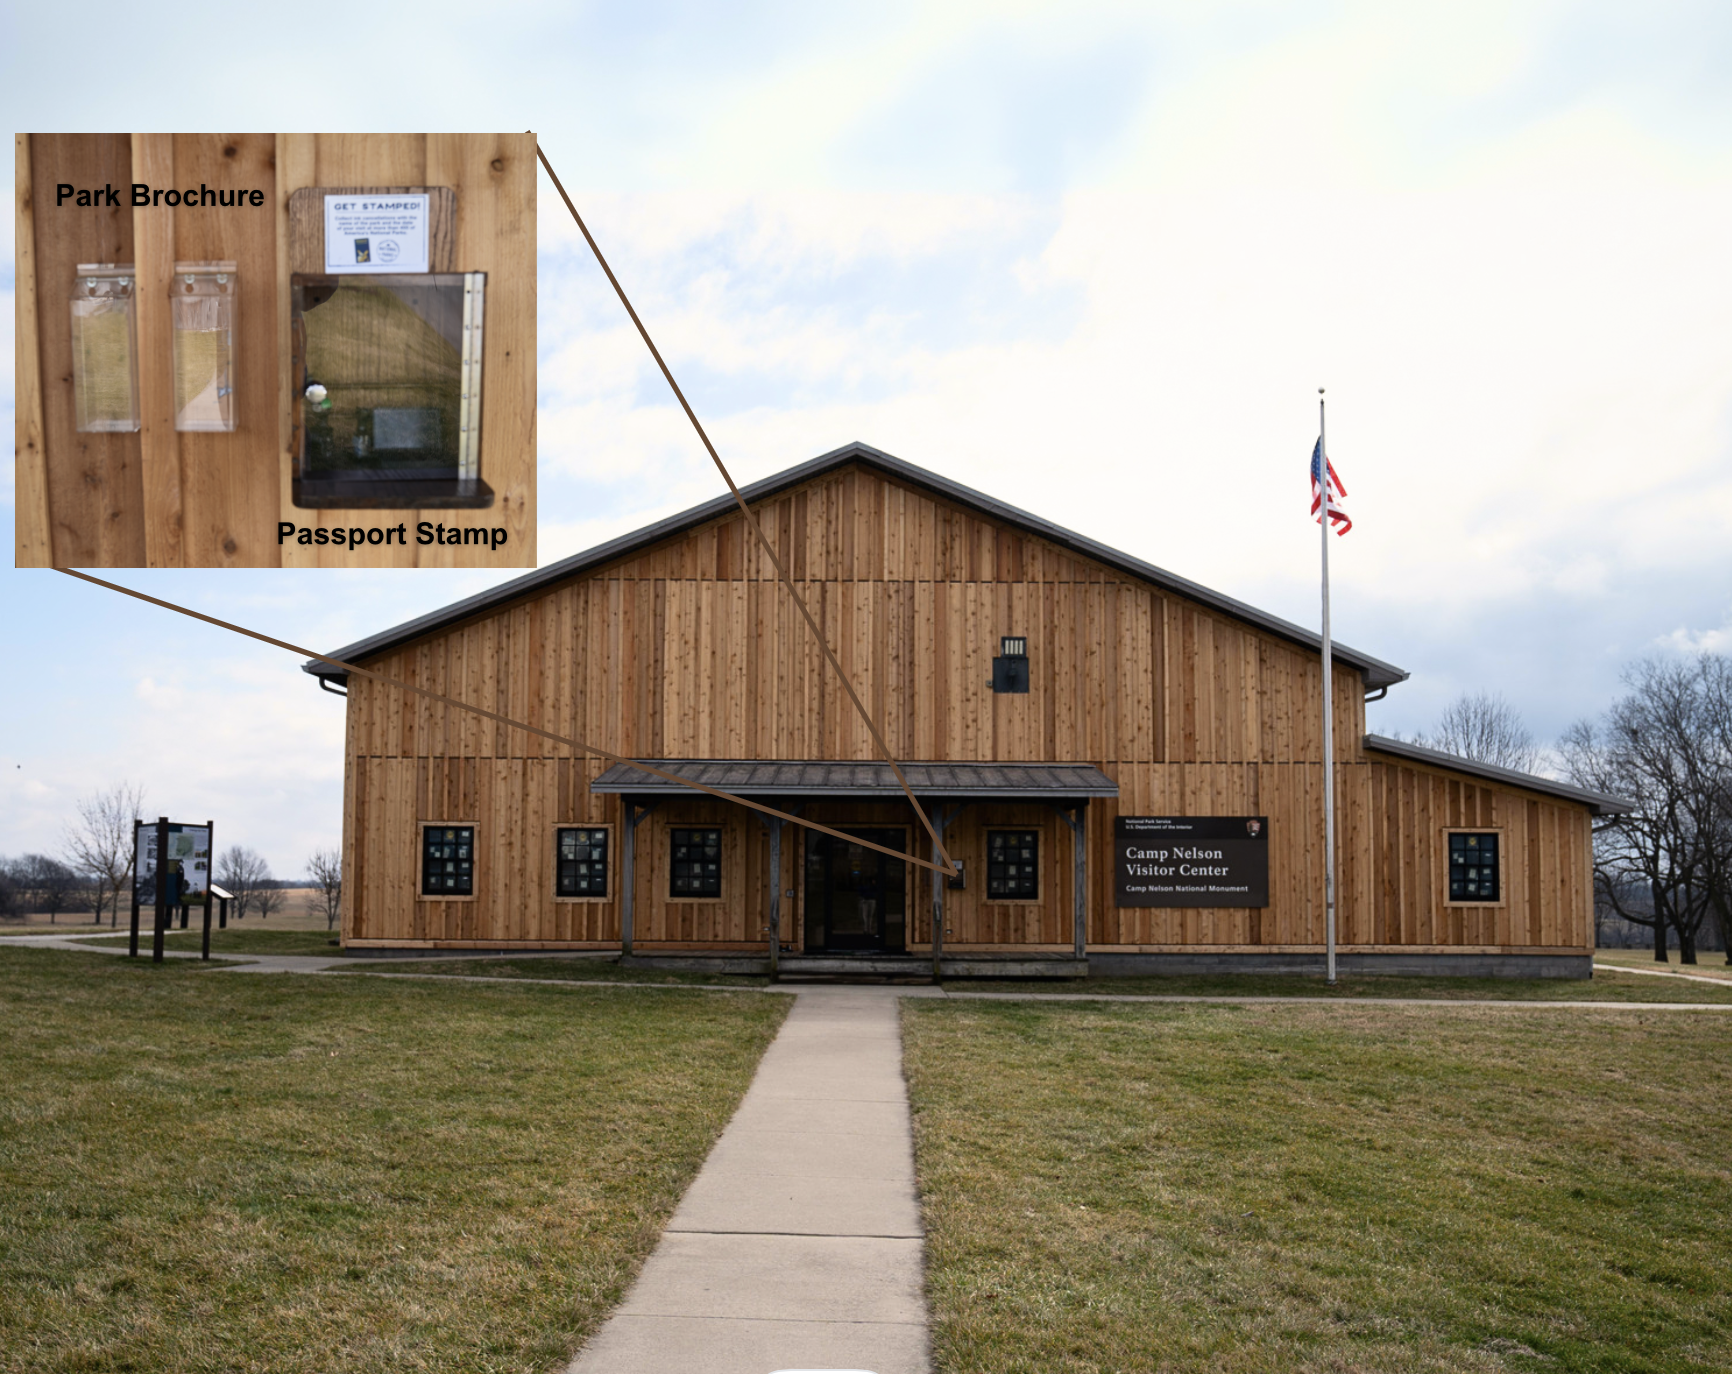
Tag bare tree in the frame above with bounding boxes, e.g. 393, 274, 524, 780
1558, 656, 1731, 964
20, 855, 80, 925
62, 782, 147, 928
1421, 692, 1541, 773
254, 871, 285, 921
0, 859, 22, 922
216, 846, 269, 921
307, 848, 343, 930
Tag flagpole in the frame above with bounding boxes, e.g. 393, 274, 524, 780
1319, 388, 1337, 985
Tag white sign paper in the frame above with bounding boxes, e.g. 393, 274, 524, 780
324, 193, 430, 274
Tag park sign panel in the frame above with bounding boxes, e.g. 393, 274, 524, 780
1115, 816, 1269, 908
134, 821, 212, 907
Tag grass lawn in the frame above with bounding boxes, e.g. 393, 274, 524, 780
903, 998, 1732, 1373
0, 946, 788, 1373
341, 956, 771, 988
975, 969, 1732, 1004
81, 927, 345, 956
331, 960, 1732, 1003
1594, 950, 1732, 982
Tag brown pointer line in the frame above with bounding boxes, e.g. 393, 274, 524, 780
54, 568, 955, 878
534, 144, 958, 877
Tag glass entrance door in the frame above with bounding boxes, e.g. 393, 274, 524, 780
804, 829, 907, 953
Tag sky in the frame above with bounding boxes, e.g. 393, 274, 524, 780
4, 1, 1731, 876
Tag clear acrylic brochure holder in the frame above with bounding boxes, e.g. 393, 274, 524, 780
171, 261, 238, 432
70, 264, 140, 433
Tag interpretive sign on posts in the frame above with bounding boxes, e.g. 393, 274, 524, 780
134, 822, 212, 906
130, 819, 215, 962
1115, 816, 1269, 908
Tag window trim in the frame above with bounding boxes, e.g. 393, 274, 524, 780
983, 826, 1043, 905
419, 820, 479, 902
668, 824, 726, 903
1441, 827, 1507, 908
552, 822, 615, 903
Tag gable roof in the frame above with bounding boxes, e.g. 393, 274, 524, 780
1363, 734, 1636, 814
304, 441, 1409, 689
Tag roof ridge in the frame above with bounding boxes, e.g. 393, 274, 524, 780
305, 441, 1408, 688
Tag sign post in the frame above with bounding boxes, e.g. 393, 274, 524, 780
200, 819, 215, 961
128, 821, 142, 957
152, 816, 169, 963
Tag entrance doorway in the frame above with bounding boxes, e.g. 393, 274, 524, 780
804, 828, 907, 953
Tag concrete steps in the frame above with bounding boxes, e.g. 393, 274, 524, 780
620, 952, 1088, 981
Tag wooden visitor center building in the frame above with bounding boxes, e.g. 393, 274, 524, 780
309, 443, 1628, 977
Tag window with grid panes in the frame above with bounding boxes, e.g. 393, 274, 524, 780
670, 827, 722, 898
1448, 832, 1500, 902
986, 830, 1039, 899
556, 827, 609, 897
421, 825, 474, 896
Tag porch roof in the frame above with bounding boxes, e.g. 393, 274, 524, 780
589, 759, 1119, 801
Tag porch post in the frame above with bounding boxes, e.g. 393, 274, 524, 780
1072, 803, 1087, 963
620, 798, 659, 960
621, 800, 636, 959
1054, 802, 1088, 964
930, 805, 951, 982
767, 816, 782, 981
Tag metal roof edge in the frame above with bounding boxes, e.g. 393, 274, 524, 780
304, 441, 1409, 687
587, 758, 1121, 797
1362, 733, 1637, 815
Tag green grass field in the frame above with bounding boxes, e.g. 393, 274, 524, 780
1594, 950, 1732, 981
0, 947, 788, 1373
342, 956, 1732, 1003
974, 968, 1732, 1003
903, 998, 1732, 1373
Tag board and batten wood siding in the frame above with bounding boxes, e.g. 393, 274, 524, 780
339, 462, 1590, 952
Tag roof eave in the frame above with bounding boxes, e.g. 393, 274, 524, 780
1363, 733, 1638, 815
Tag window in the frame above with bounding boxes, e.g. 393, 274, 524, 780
1447, 832, 1500, 903
421, 825, 474, 896
670, 827, 723, 899
987, 830, 1039, 900
556, 827, 609, 898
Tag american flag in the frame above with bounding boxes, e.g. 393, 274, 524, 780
1309, 438, 1351, 535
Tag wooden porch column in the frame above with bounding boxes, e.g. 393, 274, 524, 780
755, 802, 800, 980
929, 804, 955, 981
620, 799, 658, 959
1056, 802, 1088, 963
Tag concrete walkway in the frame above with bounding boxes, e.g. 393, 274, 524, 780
1593, 959, 1732, 985
567, 987, 929, 1374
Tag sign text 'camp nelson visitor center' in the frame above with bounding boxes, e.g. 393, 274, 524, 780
307, 443, 1628, 977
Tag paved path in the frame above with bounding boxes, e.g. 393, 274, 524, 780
567, 986, 929, 1374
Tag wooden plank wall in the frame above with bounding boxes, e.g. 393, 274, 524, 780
341, 463, 1592, 952
16, 132, 534, 568
20, 133, 147, 566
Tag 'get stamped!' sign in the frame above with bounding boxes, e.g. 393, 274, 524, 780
325, 193, 430, 274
